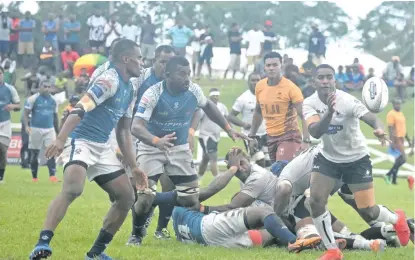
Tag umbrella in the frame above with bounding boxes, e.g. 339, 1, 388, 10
73, 54, 108, 77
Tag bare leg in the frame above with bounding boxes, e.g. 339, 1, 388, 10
198, 154, 209, 177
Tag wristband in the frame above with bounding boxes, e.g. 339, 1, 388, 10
152, 136, 160, 145
188, 128, 195, 137
203, 205, 210, 214
225, 123, 232, 131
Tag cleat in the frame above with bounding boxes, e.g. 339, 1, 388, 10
386, 235, 401, 248
288, 236, 321, 253
369, 239, 386, 252
29, 244, 52, 259
85, 253, 112, 260
49, 176, 59, 183
394, 209, 410, 246
126, 235, 142, 246
407, 218, 414, 243
32, 178, 39, 183
407, 176, 414, 190
318, 248, 343, 260
154, 228, 171, 240
383, 175, 391, 185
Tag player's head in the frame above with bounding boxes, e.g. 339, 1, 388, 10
69, 95, 80, 107
165, 56, 191, 92
111, 39, 143, 78
108, 38, 123, 60
392, 98, 402, 111
314, 64, 336, 97
247, 73, 261, 94
225, 148, 252, 181
209, 88, 220, 103
263, 52, 282, 80
153, 45, 175, 79
39, 80, 52, 96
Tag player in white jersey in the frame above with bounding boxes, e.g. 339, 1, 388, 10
197, 88, 229, 177
303, 64, 410, 260
228, 73, 269, 167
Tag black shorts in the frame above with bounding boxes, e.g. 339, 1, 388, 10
243, 134, 267, 156
312, 153, 373, 184
199, 53, 212, 65
199, 137, 218, 155
89, 40, 104, 48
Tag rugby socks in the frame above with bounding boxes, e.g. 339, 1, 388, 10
37, 230, 54, 245
157, 204, 174, 231
153, 191, 178, 206
47, 158, 56, 177
313, 211, 337, 249
0, 168, 4, 181
374, 205, 398, 224
263, 214, 296, 245
31, 158, 39, 179
360, 224, 395, 240
386, 155, 405, 183
132, 206, 155, 237
87, 229, 113, 258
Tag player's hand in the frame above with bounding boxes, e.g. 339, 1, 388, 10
243, 123, 251, 131
3, 104, 15, 112
155, 132, 177, 151
373, 128, 390, 147
226, 147, 242, 170
132, 166, 148, 191
226, 128, 251, 142
327, 92, 336, 115
45, 138, 65, 159
248, 137, 258, 152
25, 127, 31, 135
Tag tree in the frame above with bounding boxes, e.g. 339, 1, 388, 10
358, 1, 414, 66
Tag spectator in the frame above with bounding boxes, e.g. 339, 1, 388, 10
98, 45, 106, 57
42, 13, 59, 49
168, 18, 193, 57
345, 65, 364, 90
364, 67, 375, 82
262, 20, 277, 54
53, 72, 68, 98
75, 67, 89, 94
21, 67, 40, 96
244, 24, 264, 73
104, 14, 122, 54
285, 64, 305, 89
91, 46, 98, 54
223, 23, 242, 79
196, 25, 214, 79
408, 67, 414, 87
17, 11, 35, 69
64, 14, 81, 54
300, 54, 316, 78
384, 56, 404, 87
60, 44, 80, 76
56, 14, 67, 51
394, 73, 407, 101
9, 13, 19, 59
335, 65, 348, 90
191, 23, 204, 76
140, 15, 157, 66
2, 58, 16, 85
122, 17, 139, 42
308, 23, 325, 65
353, 57, 365, 75
86, 9, 106, 49
39, 41, 56, 72
0, 8, 12, 60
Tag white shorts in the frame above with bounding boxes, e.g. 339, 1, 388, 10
202, 208, 253, 248
62, 138, 124, 181
0, 120, 11, 146
29, 127, 56, 150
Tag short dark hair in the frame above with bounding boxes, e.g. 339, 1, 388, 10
165, 56, 189, 73
155, 45, 174, 58
225, 147, 249, 162
263, 52, 282, 63
315, 64, 335, 75
248, 72, 261, 80
111, 39, 139, 62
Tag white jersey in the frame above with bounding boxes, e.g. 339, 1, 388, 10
232, 90, 266, 136
199, 102, 228, 142
303, 90, 369, 163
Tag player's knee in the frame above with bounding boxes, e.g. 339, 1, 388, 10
277, 180, 293, 198
308, 194, 327, 214
62, 185, 84, 202
358, 206, 378, 221
134, 193, 155, 215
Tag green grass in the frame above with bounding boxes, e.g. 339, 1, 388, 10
1, 77, 414, 259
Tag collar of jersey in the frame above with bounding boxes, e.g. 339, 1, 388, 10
111, 62, 129, 85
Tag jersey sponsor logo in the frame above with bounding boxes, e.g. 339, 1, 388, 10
137, 106, 145, 113
326, 124, 343, 135
90, 85, 104, 98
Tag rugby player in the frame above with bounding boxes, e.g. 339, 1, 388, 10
131, 56, 248, 245
303, 64, 410, 260
249, 52, 311, 163
24, 80, 59, 182
29, 39, 146, 260
228, 72, 270, 167
0, 66, 20, 183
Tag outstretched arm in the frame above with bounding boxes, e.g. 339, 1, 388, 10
199, 166, 238, 202
201, 99, 232, 132
200, 192, 255, 214
250, 103, 263, 137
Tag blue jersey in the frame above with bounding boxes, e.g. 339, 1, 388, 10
70, 63, 137, 143
0, 83, 20, 123
134, 67, 162, 112
172, 207, 206, 245
135, 81, 207, 146
25, 93, 57, 129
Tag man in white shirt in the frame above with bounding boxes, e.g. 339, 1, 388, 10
244, 24, 264, 72
104, 15, 122, 54
122, 17, 139, 43
228, 73, 269, 166
303, 64, 410, 260
198, 88, 228, 177
86, 9, 107, 48
191, 24, 204, 77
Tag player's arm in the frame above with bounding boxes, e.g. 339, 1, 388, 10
304, 98, 334, 139
53, 112, 59, 134
200, 192, 255, 214
201, 99, 232, 132
189, 108, 203, 132
360, 112, 384, 130
249, 103, 263, 137
227, 109, 246, 128
116, 117, 137, 170
199, 166, 238, 202
293, 102, 311, 142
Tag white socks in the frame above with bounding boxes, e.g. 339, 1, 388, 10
313, 211, 337, 249
375, 205, 398, 224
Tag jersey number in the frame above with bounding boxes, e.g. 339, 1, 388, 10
177, 224, 194, 244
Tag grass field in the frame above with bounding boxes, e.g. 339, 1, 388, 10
0, 77, 414, 259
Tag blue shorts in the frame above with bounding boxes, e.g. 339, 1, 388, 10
386, 80, 395, 87
172, 207, 206, 245
0, 40, 9, 54
388, 146, 401, 158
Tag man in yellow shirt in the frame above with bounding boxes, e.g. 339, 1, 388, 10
385, 98, 413, 185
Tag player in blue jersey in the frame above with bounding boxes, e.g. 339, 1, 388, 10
131, 56, 248, 245
29, 39, 147, 260
0, 66, 20, 183
24, 80, 59, 183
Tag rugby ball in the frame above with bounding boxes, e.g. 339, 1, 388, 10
362, 77, 389, 113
